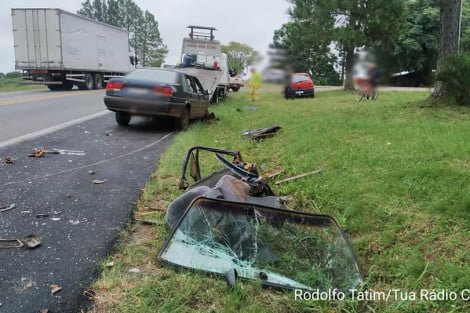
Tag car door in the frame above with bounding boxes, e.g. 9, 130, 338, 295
187, 76, 205, 117
182, 75, 201, 118
192, 77, 210, 116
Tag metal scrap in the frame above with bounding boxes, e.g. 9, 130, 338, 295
4, 157, 15, 164
243, 125, 281, 139
28, 148, 86, 157
0, 235, 41, 249
0, 204, 16, 213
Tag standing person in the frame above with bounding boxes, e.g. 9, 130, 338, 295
283, 65, 294, 99
249, 68, 262, 102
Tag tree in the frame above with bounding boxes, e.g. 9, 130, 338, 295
283, 0, 404, 90
137, 11, 168, 66
271, 21, 341, 85
433, 0, 462, 98
372, 0, 439, 86
221, 42, 262, 73
78, 0, 167, 66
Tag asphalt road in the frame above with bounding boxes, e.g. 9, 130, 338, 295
0, 89, 107, 144
0, 90, 173, 312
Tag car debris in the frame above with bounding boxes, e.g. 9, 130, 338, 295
160, 146, 363, 293
4, 157, 15, 164
274, 169, 322, 185
0, 235, 41, 249
243, 125, 282, 140
28, 148, 86, 157
0, 204, 16, 213
49, 284, 62, 295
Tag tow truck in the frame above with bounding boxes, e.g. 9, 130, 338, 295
176, 26, 229, 103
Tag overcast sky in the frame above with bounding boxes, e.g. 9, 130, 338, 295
0, 0, 291, 73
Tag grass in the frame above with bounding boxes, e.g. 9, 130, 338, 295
89, 88, 470, 313
0, 78, 46, 92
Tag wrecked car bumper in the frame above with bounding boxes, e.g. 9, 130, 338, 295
104, 96, 185, 118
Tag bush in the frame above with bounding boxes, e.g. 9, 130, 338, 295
436, 53, 470, 105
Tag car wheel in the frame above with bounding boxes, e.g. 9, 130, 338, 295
115, 112, 131, 126
174, 108, 189, 131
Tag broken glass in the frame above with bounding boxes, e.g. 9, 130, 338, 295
159, 197, 363, 291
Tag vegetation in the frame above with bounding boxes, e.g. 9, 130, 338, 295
90, 89, 470, 313
78, 0, 168, 67
273, 0, 403, 89
0, 73, 45, 92
221, 42, 262, 73
436, 53, 470, 105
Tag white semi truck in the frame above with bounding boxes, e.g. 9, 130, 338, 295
11, 8, 132, 91
177, 26, 229, 103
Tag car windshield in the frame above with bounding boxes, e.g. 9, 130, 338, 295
159, 197, 363, 291
126, 69, 178, 84
293, 75, 310, 83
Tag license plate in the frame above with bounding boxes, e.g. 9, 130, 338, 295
295, 91, 304, 94
126, 87, 148, 94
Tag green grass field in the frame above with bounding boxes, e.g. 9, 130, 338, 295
90, 88, 470, 313
0, 78, 46, 92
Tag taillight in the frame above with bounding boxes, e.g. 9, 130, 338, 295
153, 85, 174, 97
106, 81, 124, 91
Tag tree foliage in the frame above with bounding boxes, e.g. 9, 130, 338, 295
275, 0, 404, 89
78, 0, 168, 67
271, 21, 341, 85
221, 42, 262, 73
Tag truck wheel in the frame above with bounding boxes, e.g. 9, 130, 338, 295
47, 85, 60, 91
174, 108, 189, 131
62, 81, 73, 90
115, 112, 131, 126
232, 86, 240, 92
94, 74, 104, 89
79, 73, 95, 90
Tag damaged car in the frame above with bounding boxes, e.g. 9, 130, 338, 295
159, 147, 363, 293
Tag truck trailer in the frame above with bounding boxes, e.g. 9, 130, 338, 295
11, 8, 131, 91
176, 26, 229, 103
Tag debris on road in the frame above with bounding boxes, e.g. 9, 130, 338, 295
49, 284, 62, 295
274, 169, 322, 185
88, 170, 95, 175
105, 261, 114, 268
128, 268, 141, 273
0, 204, 16, 213
247, 105, 257, 110
243, 125, 281, 140
0, 235, 41, 249
4, 157, 16, 164
28, 148, 86, 157
92, 179, 107, 184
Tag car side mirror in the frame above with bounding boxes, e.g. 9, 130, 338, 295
204, 89, 211, 96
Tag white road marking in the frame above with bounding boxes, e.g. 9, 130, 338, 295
0, 110, 110, 149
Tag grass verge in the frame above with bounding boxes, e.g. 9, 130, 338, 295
0, 78, 46, 92
89, 89, 470, 313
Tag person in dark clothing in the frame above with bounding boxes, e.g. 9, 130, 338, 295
283, 65, 294, 100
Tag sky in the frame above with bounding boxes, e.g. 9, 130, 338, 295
0, 0, 291, 73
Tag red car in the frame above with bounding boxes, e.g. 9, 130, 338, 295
291, 73, 315, 98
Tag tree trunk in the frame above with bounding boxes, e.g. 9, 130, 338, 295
344, 46, 355, 91
432, 0, 462, 98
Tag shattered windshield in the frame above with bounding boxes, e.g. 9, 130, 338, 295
159, 198, 362, 291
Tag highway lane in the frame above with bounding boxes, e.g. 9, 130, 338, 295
0, 89, 107, 144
